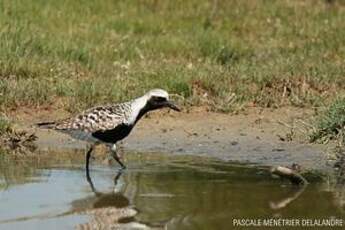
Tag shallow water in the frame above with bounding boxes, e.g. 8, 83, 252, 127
0, 152, 344, 229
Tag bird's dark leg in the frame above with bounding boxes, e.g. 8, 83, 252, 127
110, 144, 126, 169
113, 153, 126, 169
113, 169, 123, 187
85, 145, 94, 177
86, 167, 100, 196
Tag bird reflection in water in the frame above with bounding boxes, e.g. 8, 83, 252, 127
75, 170, 151, 230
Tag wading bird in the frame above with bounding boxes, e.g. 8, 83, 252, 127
37, 89, 180, 174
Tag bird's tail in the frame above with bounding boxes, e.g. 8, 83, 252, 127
36, 121, 56, 129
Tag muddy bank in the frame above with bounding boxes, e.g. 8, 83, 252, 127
15, 107, 328, 171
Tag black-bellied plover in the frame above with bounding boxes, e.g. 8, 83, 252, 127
37, 89, 180, 173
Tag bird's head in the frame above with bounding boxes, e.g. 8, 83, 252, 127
145, 89, 181, 112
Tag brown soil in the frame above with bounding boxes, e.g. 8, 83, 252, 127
10, 106, 328, 171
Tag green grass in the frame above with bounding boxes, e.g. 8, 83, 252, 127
0, 116, 12, 135
310, 97, 345, 145
0, 116, 12, 154
0, 0, 345, 112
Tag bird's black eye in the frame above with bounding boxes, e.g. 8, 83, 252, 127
154, 96, 166, 102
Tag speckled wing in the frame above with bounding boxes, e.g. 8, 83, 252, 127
54, 103, 132, 133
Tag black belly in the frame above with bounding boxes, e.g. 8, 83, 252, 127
92, 124, 133, 143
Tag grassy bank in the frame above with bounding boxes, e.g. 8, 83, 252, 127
310, 97, 345, 146
0, 0, 345, 113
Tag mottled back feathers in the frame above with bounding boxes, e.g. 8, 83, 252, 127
54, 102, 132, 133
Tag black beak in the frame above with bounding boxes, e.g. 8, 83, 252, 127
166, 101, 181, 112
